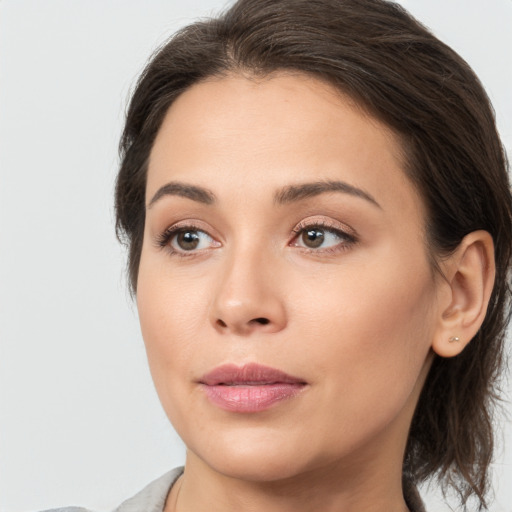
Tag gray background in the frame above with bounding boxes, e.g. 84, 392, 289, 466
1, 1, 511, 510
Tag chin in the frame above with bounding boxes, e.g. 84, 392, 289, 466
184, 423, 323, 482
201, 450, 312, 483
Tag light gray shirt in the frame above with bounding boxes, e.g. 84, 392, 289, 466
42, 466, 426, 512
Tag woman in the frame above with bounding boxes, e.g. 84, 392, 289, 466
50, 0, 512, 511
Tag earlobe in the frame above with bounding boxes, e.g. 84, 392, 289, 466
432, 230, 495, 358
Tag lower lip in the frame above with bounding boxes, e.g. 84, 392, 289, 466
201, 383, 305, 412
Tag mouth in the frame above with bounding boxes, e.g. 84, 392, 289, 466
199, 363, 307, 413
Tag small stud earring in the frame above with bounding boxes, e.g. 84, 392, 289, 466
448, 336, 460, 343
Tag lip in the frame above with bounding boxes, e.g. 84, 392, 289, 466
199, 363, 307, 413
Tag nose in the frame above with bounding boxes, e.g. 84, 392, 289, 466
209, 249, 287, 336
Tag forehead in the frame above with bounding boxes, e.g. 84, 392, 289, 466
147, 72, 422, 222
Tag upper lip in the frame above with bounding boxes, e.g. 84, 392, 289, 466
199, 363, 306, 386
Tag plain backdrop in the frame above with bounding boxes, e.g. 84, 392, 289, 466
1, 1, 511, 511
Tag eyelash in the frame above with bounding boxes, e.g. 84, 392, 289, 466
155, 220, 358, 258
155, 222, 215, 258
290, 219, 357, 254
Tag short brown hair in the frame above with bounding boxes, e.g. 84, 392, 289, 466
115, 1, 512, 508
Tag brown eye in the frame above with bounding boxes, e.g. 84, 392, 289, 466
293, 223, 355, 252
302, 228, 325, 248
157, 223, 221, 256
168, 228, 217, 252
175, 230, 201, 250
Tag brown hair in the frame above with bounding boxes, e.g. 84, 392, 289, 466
115, 0, 512, 508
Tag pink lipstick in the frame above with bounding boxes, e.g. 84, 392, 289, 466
199, 363, 307, 412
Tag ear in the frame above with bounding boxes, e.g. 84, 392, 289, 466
432, 230, 495, 358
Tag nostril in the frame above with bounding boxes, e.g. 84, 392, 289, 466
215, 317, 271, 330
253, 317, 270, 325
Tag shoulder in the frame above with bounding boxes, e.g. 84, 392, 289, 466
38, 467, 184, 512
114, 467, 183, 512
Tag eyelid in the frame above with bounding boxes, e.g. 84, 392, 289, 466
290, 216, 358, 253
291, 216, 357, 239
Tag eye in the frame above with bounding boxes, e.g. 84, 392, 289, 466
157, 225, 220, 255
172, 229, 213, 251
291, 221, 357, 252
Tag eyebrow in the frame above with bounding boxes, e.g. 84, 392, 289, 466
274, 180, 381, 208
147, 181, 216, 208
147, 179, 381, 209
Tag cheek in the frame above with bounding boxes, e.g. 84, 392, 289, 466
136, 264, 214, 436
290, 254, 436, 412
136, 256, 212, 380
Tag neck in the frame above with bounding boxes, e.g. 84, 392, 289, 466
167, 449, 410, 512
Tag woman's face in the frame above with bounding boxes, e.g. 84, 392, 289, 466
137, 73, 440, 482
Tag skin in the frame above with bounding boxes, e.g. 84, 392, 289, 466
136, 72, 494, 512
